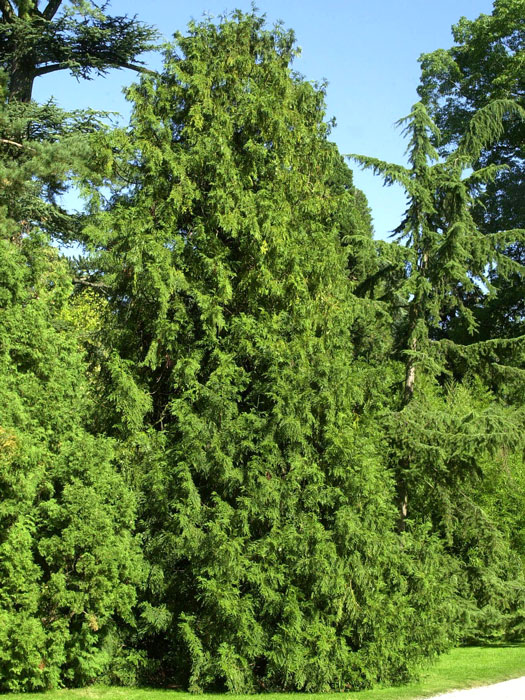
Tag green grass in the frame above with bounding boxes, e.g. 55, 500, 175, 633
2, 645, 524, 700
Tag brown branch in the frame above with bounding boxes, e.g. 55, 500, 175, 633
42, 0, 63, 20
1, 137, 24, 148
34, 62, 158, 78
1, 137, 36, 151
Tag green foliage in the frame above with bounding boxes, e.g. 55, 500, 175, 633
419, 0, 525, 230
351, 98, 525, 643
0, 0, 158, 101
418, 0, 525, 339
387, 380, 525, 640
3, 644, 525, 700
1, 3, 524, 693
0, 97, 142, 691
81, 12, 461, 692
0, 96, 114, 246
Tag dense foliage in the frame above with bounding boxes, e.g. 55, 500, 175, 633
0, 96, 142, 690
0, 1, 524, 693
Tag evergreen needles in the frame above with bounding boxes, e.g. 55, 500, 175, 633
1, 2, 524, 693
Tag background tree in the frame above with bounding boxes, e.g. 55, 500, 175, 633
351, 98, 525, 641
0, 0, 157, 101
0, 90, 113, 249
418, 0, 525, 340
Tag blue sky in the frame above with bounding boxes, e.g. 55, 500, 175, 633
34, 0, 494, 240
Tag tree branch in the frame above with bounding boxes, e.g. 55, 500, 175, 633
0, 137, 36, 151
34, 61, 158, 78
42, 0, 63, 20
119, 62, 158, 77
74, 277, 110, 290
0, 0, 15, 21
1, 137, 23, 147
34, 63, 67, 76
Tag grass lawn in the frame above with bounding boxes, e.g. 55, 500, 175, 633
2, 644, 524, 700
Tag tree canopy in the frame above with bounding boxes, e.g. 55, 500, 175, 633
1, 1, 524, 693
418, 0, 525, 340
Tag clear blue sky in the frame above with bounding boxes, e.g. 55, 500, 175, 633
34, 0, 494, 240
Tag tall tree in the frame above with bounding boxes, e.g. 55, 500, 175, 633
0, 0, 157, 101
86, 12, 456, 692
418, 0, 525, 340
351, 99, 525, 641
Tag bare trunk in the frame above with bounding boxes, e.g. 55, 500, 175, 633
397, 485, 409, 533
397, 335, 417, 532
403, 336, 417, 404
9, 61, 35, 102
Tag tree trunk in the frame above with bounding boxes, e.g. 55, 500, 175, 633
397, 484, 409, 533
403, 336, 417, 403
9, 60, 35, 102
397, 334, 417, 532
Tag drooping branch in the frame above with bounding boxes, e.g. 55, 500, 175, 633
34, 62, 69, 77
348, 153, 413, 191
119, 62, 158, 77
1, 137, 24, 147
34, 61, 158, 78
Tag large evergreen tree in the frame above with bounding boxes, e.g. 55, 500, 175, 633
85, 12, 456, 692
4, 1, 524, 689
351, 99, 525, 641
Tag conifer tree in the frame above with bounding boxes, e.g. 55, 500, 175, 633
0, 91, 142, 691
351, 99, 525, 641
418, 0, 525, 342
0, 0, 157, 101
419, 0, 524, 234
87, 12, 456, 691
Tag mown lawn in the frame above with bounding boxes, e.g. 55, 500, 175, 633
2, 644, 524, 700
